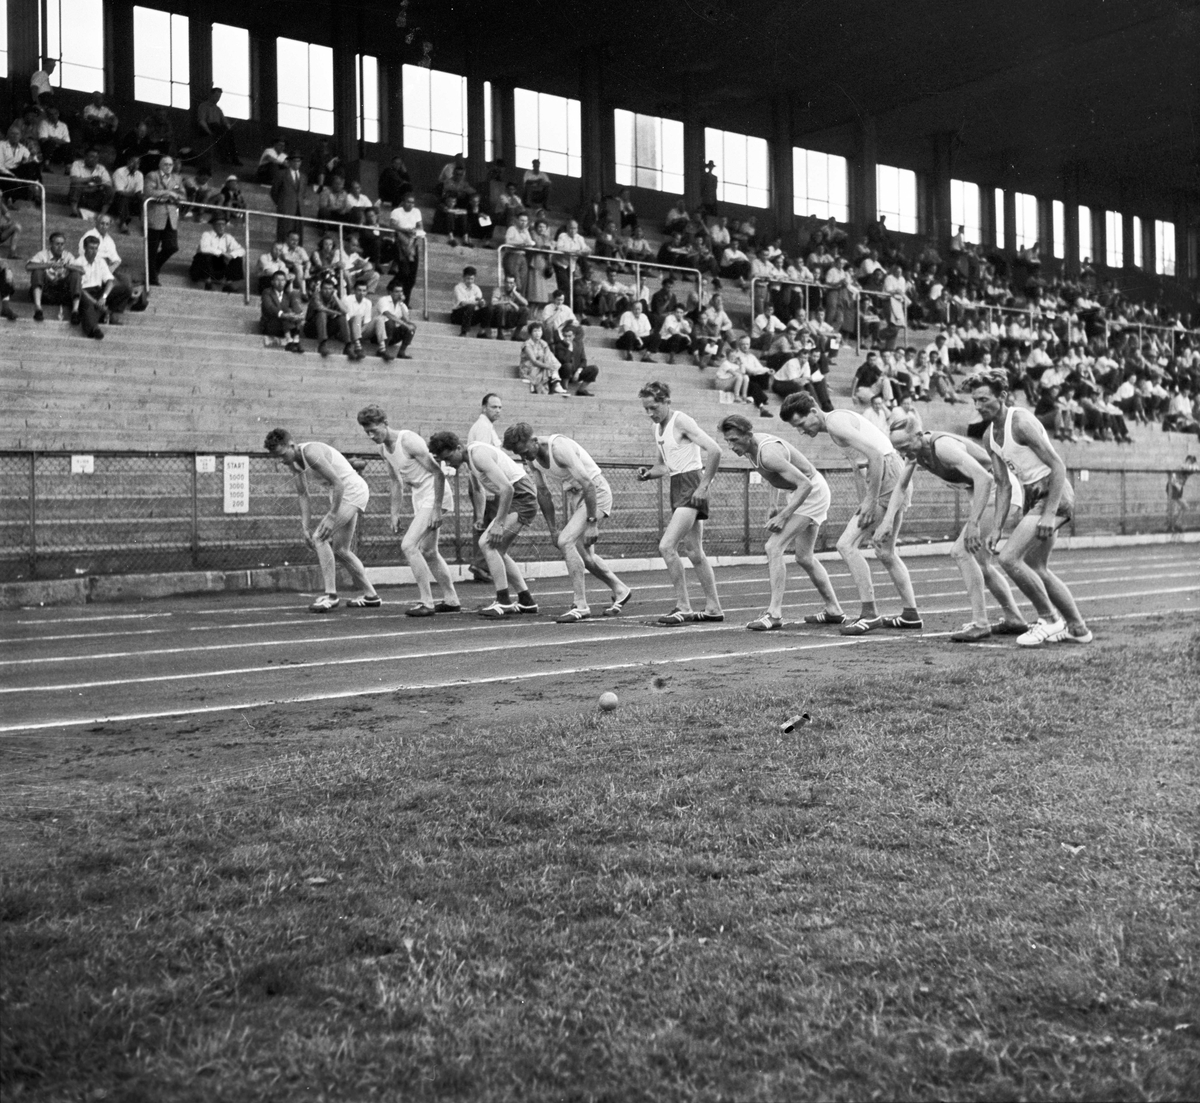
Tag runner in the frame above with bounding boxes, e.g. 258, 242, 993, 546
780, 391, 923, 635
427, 430, 540, 618
636, 381, 724, 626
503, 422, 633, 622
970, 370, 1093, 647
263, 428, 379, 613
884, 416, 1028, 642
356, 404, 461, 617
466, 393, 504, 584
1166, 453, 1198, 533
718, 413, 844, 630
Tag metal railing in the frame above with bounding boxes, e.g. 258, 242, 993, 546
141, 198, 430, 318
2, 451, 1194, 583
0, 178, 48, 255
497, 243, 576, 311
749, 276, 825, 321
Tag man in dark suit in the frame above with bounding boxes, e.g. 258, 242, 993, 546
143, 155, 186, 285
271, 152, 306, 243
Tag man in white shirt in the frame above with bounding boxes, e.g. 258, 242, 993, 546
553, 219, 590, 293
488, 275, 529, 339
451, 265, 486, 336
81, 92, 119, 147
387, 192, 424, 301
0, 123, 41, 207
36, 107, 73, 169
522, 160, 552, 208
76, 234, 130, 338
30, 59, 56, 105
257, 241, 294, 293
256, 138, 288, 184
189, 213, 246, 291
67, 148, 114, 219
752, 301, 786, 352
26, 232, 80, 322
616, 300, 655, 361
342, 280, 374, 359
374, 282, 416, 360
110, 154, 144, 234
658, 306, 692, 364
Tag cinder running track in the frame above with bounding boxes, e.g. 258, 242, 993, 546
2, 545, 1196, 737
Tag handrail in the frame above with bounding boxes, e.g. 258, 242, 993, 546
497, 242, 575, 311
1, 178, 48, 255
749, 275, 824, 321
623, 258, 705, 302
141, 197, 347, 305
854, 285, 908, 353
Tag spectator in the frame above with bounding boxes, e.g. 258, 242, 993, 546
30, 59, 56, 105
0, 123, 42, 207
271, 152, 307, 243
80, 91, 119, 150
0, 204, 21, 259
304, 271, 351, 356
139, 108, 175, 175
309, 234, 346, 291
624, 223, 654, 262
806, 347, 835, 411
616, 300, 656, 362
714, 353, 751, 402
752, 301, 786, 352
374, 282, 417, 360
617, 187, 637, 230
257, 241, 294, 293
728, 334, 773, 415
387, 193, 425, 303
217, 174, 247, 221
488, 274, 529, 339
345, 180, 378, 223
317, 174, 355, 226
592, 218, 624, 260
527, 218, 558, 306
260, 268, 305, 352
658, 305, 693, 364
36, 106, 73, 170
182, 169, 219, 219
769, 343, 812, 401
700, 160, 719, 216
502, 211, 535, 289
0, 255, 15, 319
342, 280, 373, 360
434, 166, 474, 247
144, 155, 186, 285
766, 319, 807, 370
465, 193, 495, 247
851, 349, 894, 406
718, 240, 751, 287
553, 219, 590, 295
356, 208, 386, 269
26, 231, 80, 322
541, 288, 595, 393
378, 155, 412, 207
76, 233, 130, 338
110, 153, 143, 234
281, 230, 311, 288
495, 182, 525, 227
341, 232, 380, 294
194, 87, 241, 168
189, 213, 246, 292
256, 138, 288, 185
520, 320, 565, 394
522, 159, 552, 208
694, 293, 733, 369
451, 265, 486, 336
306, 138, 341, 192
78, 214, 138, 305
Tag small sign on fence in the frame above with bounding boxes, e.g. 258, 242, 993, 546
223, 456, 250, 513
1079, 470, 1090, 483
195, 455, 216, 474
71, 454, 94, 475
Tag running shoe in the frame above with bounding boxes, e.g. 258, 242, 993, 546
405, 604, 436, 617
346, 595, 382, 608
516, 601, 540, 615
478, 600, 518, 618
746, 613, 783, 632
990, 619, 1029, 636
433, 602, 462, 613
309, 594, 340, 613
839, 615, 882, 636
602, 589, 633, 616
1016, 617, 1066, 647
656, 608, 693, 626
804, 610, 845, 625
879, 614, 924, 629
1050, 625, 1094, 645
556, 608, 591, 623
950, 622, 992, 642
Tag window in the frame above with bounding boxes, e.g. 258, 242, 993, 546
705, 127, 769, 208
793, 147, 848, 222
276, 38, 334, 134
994, 188, 1005, 247
403, 65, 468, 155
1078, 205, 1092, 264
483, 81, 493, 164
1052, 200, 1064, 259
1155, 220, 1175, 276
1105, 210, 1123, 268
357, 54, 379, 143
133, 7, 189, 109
1014, 192, 1038, 250
1, 0, 8, 78
876, 164, 917, 234
46, 0, 105, 92
211, 24, 251, 120
514, 88, 581, 177
615, 109, 684, 194
950, 178, 981, 244
1132, 215, 1143, 268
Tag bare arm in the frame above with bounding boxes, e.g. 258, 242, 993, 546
385, 461, 403, 534
474, 453, 515, 545
877, 457, 918, 534
1011, 408, 1068, 538
675, 413, 722, 503
406, 436, 446, 530
554, 439, 601, 545
303, 447, 345, 540
986, 446, 1012, 553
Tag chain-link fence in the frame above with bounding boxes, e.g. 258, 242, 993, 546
0, 451, 1195, 583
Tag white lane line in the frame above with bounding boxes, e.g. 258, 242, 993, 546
0, 638, 897, 734
3, 575, 1195, 667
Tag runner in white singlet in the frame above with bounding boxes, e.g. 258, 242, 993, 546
636, 381, 724, 626
264, 428, 378, 613
357, 404, 461, 617
719, 414, 844, 630
504, 424, 632, 622
971, 371, 1092, 647
780, 391, 922, 635
465, 393, 504, 583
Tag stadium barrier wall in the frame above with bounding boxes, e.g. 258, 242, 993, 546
0, 452, 1194, 583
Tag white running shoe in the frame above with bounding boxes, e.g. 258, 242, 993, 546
1057, 626, 1094, 645
478, 600, 518, 619
1016, 617, 1066, 647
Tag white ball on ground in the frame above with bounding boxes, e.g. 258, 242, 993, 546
599, 691, 619, 712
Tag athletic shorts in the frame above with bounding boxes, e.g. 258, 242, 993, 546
1022, 477, 1073, 523
410, 478, 453, 514
856, 452, 909, 519
335, 474, 369, 514
510, 475, 539, 525
565, 476, 614, 520
670, 469, 709, 521
793, 474, 831, 526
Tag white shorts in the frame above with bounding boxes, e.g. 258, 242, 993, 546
334, 474, 369, 514
410, 479, 453, 514
566, 477, 614, 519
794, 473, 831, 526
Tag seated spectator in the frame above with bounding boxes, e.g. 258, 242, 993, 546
182, 169, 219, 219
851, 350, 894, 406
658, 305, 693, 364
694, 293, 734, 369
805, 347, 835, 411
752, 301, 786, 352
78, 214, 139, 305
387, 193, 425, 302
466, 193, 495, 247
25, 232, 80, 322
437, 153, 467, 193
345, 180, 377, 223
341, 232, 380, 294
495, 182, 525, 227
378, 155, 412, 207
766, 319, 807, 370
617, 187, 637, 230
728, 335, 773, 415
864, 393, 895, 436
139, 108, 175, 175
488, 274, 529, 339
256, 138, 288, 185
261, 268, 305, 352
189, 213, 246, 291
770, 345, 811, 400
714, 354, 750, 403
592, 219, 624, 260
541, 288, 596, 393
718, 241, 751, 287
502, 212, 535, 288
434, 167, 474, 247
356, 208, 386, 269
67, 147, 114, 218
257, 241, 295, 293
655, 231, 693, 270
616, 300, 656, 362
649, 276, 679, 329
451, 265, 486, 336
373, 282, 416, 360
2, 123, 45, 205
36, 107, 73, 169
664, 200, 689, 236
0, 255, 16, 319
624, 224, 654, 262
74, 234, 128, 338
520, 320, 565, 394
80, 91, 119, 149
281, 230, 311, 288
1034, 385, 1074, 441
554, 219, 591, 294
342, 279, 374, 360
522, 159, 552, 208
594, 265, 634, 327
110, 153, 144, 234
304, 271, 351, 356
317, 174, 355, 226
307, 138, 341, 192
0, 204, 20, 259
217, 174, 248, 220
195, 87, 241, 169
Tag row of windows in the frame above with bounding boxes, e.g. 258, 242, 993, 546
21, 1, 1182, 274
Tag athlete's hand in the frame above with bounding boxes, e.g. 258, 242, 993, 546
548, 528, 560, 547
869, 514, 893, 548
301, 525, 315, 548
427, 511, 443, 532
313, 515, 335, 542
583, 522, 599, 547
858, 501, 879, 531
390, 516, 402, 534
484, 523, 503, 548
1035, 512, 1056, 540
690, 484, 710, 507
636, 466, 651, 482
963, 521, 982, 554
986, 530, 1002, 555
766, 513, 787, 533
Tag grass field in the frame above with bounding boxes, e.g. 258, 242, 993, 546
3, 630, 1199, 1101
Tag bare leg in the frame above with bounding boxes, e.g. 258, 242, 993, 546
483, 513, 529, 596
329, 511, 376, 598
836, 514, 877, 611
872, 509, 918, 610
792, 520, 843, 615
659, 507, 700, 612
951, 527, 990, 627
420, 527, 460, 605
1019, 528, 1087, 632
557, 504, 592, 610
681, 521, 721, 614
997, 513, 1074, 625
403, 509, 437, 606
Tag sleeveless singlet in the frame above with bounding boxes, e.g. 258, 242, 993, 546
298, 441, 360, 489
825, 408, 895, 469
654, 411, 701, 475
467, 440, 526, 495
914, 431, 987, 488
987, 407, 1051, 487
379, 430, 451, 511
538, 434, 603, 493
752, 435, 825, 492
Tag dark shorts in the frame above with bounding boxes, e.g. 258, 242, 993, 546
511, 476, 538, 525
1022, 477, 1073, 523
670, 470, 709, 521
